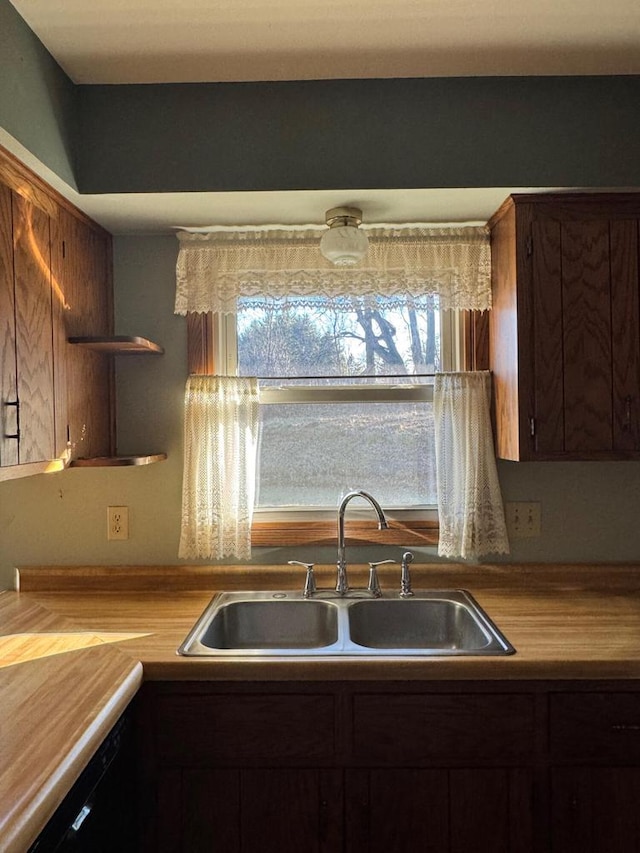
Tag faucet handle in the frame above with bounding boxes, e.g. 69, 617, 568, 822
367, 559, 396, 597
288, 560, 317, 598
400, 551, 415, 598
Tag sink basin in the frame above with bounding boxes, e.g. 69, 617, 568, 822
348, 595, 506, 652
178, 590, 514, 657
198, 598, 338, 650
179, 592, 342, 655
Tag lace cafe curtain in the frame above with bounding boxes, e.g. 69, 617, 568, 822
174, 225, 491, 314
179, 375, 259, 560
434, 371, 510, 560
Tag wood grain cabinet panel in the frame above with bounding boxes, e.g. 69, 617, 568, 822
347, 767, 533, 853
550, 692, 640, 853
156, 693, 336, 764
490, 193, 640, 460
1, 177, 57, 469
175, 768, 342, 853
0, 181, 18, 467
550, 692, 640, 764
352, 692, 534, 763
139, 684, 538, 853
552, 767, 640, 853
50, 208, 114, 461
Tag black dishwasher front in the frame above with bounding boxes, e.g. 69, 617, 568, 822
28, 707, 136, 852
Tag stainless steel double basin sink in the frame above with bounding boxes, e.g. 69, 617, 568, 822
178, 590, 514, 657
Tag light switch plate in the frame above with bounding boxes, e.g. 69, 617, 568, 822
505, 502, 541, 539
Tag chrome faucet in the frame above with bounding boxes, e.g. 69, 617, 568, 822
336, 490, 389, 595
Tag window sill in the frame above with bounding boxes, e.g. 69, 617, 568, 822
250, 518, 439, 548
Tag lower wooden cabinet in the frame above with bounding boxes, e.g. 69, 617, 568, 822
346, 767, 533, 853
549, 692, 640, 853
551, 767, 640, 853
136, 683, 540, 853
136, 682, 640, 853
159, 768, 342, 853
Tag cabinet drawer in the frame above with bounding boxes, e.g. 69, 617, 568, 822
352, 693, 534, 763
550, 693, 640, 763
156, 693, 335, 764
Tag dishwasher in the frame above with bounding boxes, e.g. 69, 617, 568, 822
28, 708, 136, 852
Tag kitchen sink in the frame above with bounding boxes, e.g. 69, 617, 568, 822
178, 590, 514, 657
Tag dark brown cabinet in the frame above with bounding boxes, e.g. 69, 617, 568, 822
489, 193, 640, 460
550, 692, 640, 853
172, 768, 342, 853
137, 684, 537, 853
138, 682, 640, 852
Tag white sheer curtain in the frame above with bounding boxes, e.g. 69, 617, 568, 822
434, 372, 510, 560
179, 375, 259, 560
174, 225, 491, 314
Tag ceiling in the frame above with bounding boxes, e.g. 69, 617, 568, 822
6, 0, 640, 233
9, 0, 640, 84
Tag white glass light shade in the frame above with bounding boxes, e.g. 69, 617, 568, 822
320, 225, 369, 267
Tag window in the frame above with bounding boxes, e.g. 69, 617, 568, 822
202, 297, 476, 546
178, 224, 492, 550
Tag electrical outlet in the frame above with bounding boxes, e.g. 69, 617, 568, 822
107, 506, 129, 541
505, 502, 541, 539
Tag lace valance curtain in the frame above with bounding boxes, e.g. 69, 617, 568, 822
174, 225, 491, 314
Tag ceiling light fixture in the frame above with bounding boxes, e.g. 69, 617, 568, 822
319, 206, 369, 266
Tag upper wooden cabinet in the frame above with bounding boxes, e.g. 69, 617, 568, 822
490, 193, 640, 461
0, 148, 115, 478
0, 183, 57, 467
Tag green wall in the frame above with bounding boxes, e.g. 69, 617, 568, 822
76, 76, 640, 193
0, 0, 77, 187
2, 235, 639, 590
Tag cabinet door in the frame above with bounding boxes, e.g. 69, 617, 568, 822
533, 214, 640, 457
347, 767, 534, 853
491, 196, 640, 460
51, 208, 114, 460
156, 768, 341, 853
530, 216, 638, 456
0, 181, 18, 466
12, 192, 55, 463
552, 767, 640, 853
610, 220, 640, 451
550, 692, 640, 852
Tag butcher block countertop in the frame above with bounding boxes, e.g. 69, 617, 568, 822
2, 561, 640, 851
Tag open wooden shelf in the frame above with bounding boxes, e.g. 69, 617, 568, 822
69, 454, 167, 468
67, 337, 166, 467
68, 336, 164, 354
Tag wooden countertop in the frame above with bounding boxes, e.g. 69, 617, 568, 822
14, 562, 640, 681
2, 562, 640, 851
0, 593, 142, 853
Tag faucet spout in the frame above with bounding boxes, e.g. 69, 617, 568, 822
336, 490, 388, 595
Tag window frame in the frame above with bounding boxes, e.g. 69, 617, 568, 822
186, 310, 488, 546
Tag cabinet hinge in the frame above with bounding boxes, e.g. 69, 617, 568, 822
525, 235, 533, 257
529, 417, 536, 437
